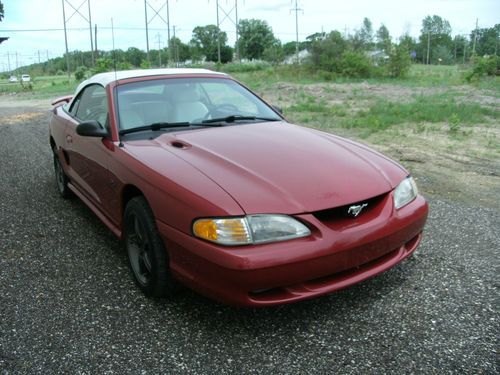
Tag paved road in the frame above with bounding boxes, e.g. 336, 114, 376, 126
0, 107, 498, 374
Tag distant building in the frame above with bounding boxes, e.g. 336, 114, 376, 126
284, 49, 310, 64
366, 50, 389, 66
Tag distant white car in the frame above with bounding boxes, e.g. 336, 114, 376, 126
21, 74, 31, 82
8, 76, 18, 82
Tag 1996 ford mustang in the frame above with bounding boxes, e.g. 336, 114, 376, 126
49, 68, 428, 306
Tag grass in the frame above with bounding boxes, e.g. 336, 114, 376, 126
0, 75, 77, 99
340, 94, 499, 132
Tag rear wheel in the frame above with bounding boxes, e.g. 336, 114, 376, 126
124, 196, 175, 297
53, 151, 72, 198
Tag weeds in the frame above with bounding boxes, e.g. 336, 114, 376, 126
340, 94, 498, 133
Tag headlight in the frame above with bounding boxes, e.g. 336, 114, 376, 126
193, 214, 311, 246
393, 176, 418, 209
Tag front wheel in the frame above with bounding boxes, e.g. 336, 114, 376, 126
124, 196, 175, 297
53, 151, 72, 198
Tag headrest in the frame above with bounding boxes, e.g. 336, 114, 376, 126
166, 84, 201, 103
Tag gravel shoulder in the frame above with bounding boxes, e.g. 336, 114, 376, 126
0, 104, 498, 374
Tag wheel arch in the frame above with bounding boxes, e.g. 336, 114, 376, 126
122, 184, 145, 212
49, 136, 56, 151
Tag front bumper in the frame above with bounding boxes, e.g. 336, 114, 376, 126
157, 194, 428, 306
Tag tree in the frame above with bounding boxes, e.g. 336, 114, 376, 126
0, 1, 4, 22
125, 47, 146, 67
308, 30, 347, 72
376, 24, 391, 52
169, 37, 191, 63
399, 34, 418, 61
348, 18, 374, 51
453, 35, 468, 63
471, 24, 500, 56
237, 19, 278, 60
418, 15, 453, 64
388, 42, 411, 77
359, 17, 374, 47
191, 25, 228, 62
262, 42, 285, 64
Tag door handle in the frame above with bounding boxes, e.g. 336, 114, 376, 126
66, 135, 73, 144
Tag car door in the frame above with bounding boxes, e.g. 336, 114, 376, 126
65, 84, 117, 221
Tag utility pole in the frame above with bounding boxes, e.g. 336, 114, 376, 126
61, 0, 93, 76
61, 0, 70, 78
216, 0, 221, 64
166, 0, 171, 65
426, 30, 430, 65
144, 0, 171, 66
235, 0, 239, 61
144, 0, 150, 63
7, 52, 10, 72
87, 0, 94, 66
37, 50, 41, 64
155, 33, 162, 66
173, 25, 178, 67
15, 52, 18, 70
463, 39, 467, 64
454, 38, 457, 62
291, 0, 303, 64
94, 24, 98, 58
214, 0, 239, 61
472, 18, 478, 55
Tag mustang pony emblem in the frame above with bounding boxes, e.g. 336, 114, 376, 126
347, 203, 368, 217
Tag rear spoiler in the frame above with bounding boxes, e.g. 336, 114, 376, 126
51, 95, 73, 106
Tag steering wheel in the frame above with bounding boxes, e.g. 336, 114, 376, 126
203, 103, 239, 120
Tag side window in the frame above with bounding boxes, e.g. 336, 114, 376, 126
74, 85, 108, 128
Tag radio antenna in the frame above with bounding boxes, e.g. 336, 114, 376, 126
111, 18, 123, 147
111, 18, 117, 78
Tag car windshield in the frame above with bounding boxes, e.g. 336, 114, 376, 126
115, 77, 282, 134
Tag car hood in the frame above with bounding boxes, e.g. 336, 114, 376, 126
139, 122, 408, 214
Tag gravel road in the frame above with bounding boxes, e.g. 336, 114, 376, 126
0, 106, 498, 374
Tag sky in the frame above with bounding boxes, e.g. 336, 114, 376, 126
0, 0, 499, 71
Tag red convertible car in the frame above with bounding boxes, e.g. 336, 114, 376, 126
49, 68, 428, 306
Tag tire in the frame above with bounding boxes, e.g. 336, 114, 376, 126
124, 196, 175, 297
53, 151, 72, 198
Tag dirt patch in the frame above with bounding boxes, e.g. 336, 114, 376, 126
1, 112, 46, 125
0, 96, 50, 109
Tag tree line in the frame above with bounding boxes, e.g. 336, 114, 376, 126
6, 15, 500, 79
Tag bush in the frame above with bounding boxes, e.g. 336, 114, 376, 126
388, 43, 411, 78
92, 58, 114, 74
339, 51, 372, 78
222, 61, 271, 73
466, 55, 500, 82
74, 66, 87, 81
262, 45, 285, 65
139, 60, 151, 69
117, 62, 133, 70
317, 70, 336, 81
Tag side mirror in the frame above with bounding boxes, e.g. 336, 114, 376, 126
272, 105, 283, 115
76, 120, 108, 137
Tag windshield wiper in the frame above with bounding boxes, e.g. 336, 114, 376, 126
119, 122, 190, 136
119, 121, 223, 136
201, 115, 281, 124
